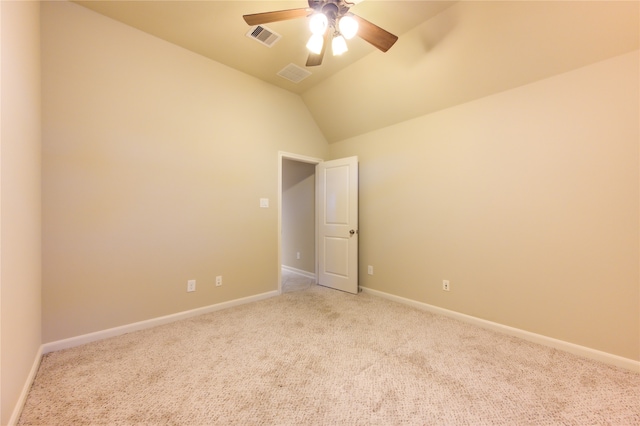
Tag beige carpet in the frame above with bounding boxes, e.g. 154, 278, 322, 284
19, 281, 639, 425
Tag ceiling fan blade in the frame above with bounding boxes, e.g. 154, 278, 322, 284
243, 8, 311, 26
306, 30, 331, 67
305, 50, 324, 67
351, 14, 398, 52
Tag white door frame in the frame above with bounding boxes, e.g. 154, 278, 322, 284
277, 151, 323, 294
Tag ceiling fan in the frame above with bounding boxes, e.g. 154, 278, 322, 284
243, 0, 398, 67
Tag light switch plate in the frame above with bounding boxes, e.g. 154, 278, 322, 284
260, 198, 269, 208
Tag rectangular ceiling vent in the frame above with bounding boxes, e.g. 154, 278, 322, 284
246, 25, 281, 47
277, 63, 312, 84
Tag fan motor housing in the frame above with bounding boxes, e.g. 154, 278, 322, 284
310, 0, 350, 17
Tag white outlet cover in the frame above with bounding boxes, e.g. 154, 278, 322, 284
260, 198, 269, 208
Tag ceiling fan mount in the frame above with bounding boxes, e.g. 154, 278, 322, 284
313, 1, 347, 22
243, 0, 398, 67
309, 0, 351, 15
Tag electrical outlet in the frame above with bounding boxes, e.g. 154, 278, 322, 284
442, 280, 450, 291
216, 276, 222, 287
367, 265, 373, 275
296, 251, 301, 260
187, 280, 196, 292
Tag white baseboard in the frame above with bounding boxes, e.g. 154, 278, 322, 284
8, 345, 43, 426
42, 290, 279, 354
360, 286, 639, 373
281, 265, 316, 280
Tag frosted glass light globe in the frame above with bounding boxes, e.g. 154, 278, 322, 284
332, 35, 348, 56
309, 13, 328, 35
338, 15, 358, 39
306, 34, 324, 54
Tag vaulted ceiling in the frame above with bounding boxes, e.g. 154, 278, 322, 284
76, 1, 639, 143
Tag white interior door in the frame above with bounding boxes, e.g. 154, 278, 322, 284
317, 156, 358, 294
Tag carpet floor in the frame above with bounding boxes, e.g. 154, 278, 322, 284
281, 269, 315, 293
19, 274, 639, 425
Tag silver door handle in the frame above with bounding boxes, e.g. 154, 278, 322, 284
349, 229, 358, 236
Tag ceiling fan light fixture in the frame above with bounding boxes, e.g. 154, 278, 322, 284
306, 33, 324, 54
332, 34, 348, 56
309, 13, 328, 35
338, 15, 358, 40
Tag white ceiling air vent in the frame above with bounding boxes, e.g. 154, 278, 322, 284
277, 63, 312, 84
246, 25, 281, 47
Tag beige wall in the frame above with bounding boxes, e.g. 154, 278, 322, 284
41, 2, 328, 343
329, 51, 640, 361
282, 159, 316, 273
0, 1, 42, 424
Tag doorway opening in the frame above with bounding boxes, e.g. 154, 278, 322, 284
277, 152, 322, 294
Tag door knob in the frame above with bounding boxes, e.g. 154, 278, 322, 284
349, 229, 358, 236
